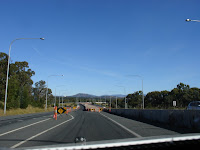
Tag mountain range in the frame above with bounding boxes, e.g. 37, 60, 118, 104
71, 93, 126, 98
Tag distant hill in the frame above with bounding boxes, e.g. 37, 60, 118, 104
71, 93, 126, 98
71, 93, 97, 98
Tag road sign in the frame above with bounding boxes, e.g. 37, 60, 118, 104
57, 107, 66, 114
173, 101, 176, 107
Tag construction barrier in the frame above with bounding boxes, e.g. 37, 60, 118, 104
66, 109, 68, 114
53, 106, 57, 120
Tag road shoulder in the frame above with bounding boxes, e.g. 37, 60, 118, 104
100, 111, 178, 137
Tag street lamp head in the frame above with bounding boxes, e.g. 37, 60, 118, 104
40, 38, 45, 40
186, 19, 191, 22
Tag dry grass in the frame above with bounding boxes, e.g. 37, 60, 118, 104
0, 105, 54, 116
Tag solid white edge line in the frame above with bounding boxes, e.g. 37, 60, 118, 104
0, 118, 51, 137
26, 134, 200, 150
99, 112, 142, 138
11, 114, 74, 149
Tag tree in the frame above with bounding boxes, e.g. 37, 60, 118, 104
0, 52, 8, 102
126, 91, 143, 108
169, 83, 190, 108
9, 61, 35, 109
32, 80, 53, 108
186, 88, 200, 103
0, 52, 35, 109
0, 52, 55, 110
145, 91, 162, 108
7, 75, 20, 109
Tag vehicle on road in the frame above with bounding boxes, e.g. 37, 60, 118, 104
187, 101, 200, 110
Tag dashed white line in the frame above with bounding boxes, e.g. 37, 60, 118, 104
100, 112, 142, 138
11, 114, 74, 148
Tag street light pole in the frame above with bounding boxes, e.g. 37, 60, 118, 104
110, 96, 112, 108
46, 75, 64, 110
116, 96, 117, 108
115, 85, 127, 109
4, 38, 44, 114
59, 89, 68, 107
142, 79, 144, 109
54, 85, 65, 107
126, 75, 144, 109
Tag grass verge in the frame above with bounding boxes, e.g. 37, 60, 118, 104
0, 105, 54, 116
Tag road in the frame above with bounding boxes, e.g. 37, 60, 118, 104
0, 106, 178, 149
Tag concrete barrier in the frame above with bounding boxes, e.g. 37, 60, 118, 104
104, 109, 200, 132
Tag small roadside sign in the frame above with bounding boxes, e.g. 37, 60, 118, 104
173, 101, 176, 107
57, 107, 66, 114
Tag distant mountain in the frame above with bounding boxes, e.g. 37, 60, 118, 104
70, 93, 126, 98
71, 93, 97, 98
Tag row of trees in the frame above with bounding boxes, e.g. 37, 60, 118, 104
0, 52, 53, 109
1, 52, 199, 110
58, 83, 200, 109
124, 83, 200, 109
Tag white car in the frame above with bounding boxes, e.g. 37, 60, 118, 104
187, 101, 200, 110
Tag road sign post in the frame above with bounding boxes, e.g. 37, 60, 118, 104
173, 101, 176, 108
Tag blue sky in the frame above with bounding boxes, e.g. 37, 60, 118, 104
1, 0, 200, 96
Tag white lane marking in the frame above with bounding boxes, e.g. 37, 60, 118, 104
100, 112, 142, 138
18, 120, 23, 122
0, 118, 51, 137
11, 114, 74, 148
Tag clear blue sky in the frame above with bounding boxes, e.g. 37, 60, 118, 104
1, 0, 200, 96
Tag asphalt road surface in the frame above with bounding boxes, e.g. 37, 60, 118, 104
0, 106, 178, 149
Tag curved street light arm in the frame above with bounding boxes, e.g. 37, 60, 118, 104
186, 19, 200, 22
4, 38, 44, 114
